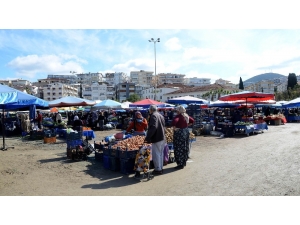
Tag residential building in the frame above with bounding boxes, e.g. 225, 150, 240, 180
106, 86, 116, 100
10, 79, 31, 86
185, 77, 211, 86
130, 70, 153, 86
142, 83, 189, 102
0, 80, 11, 85
115, 82, 135, 102
77, 72, 104, 85
43, 83, 78, 101
82, 82, 107, 101
157, 73, 185, 85
215, 78, 236, 88
47, 74, 77, 84
164, 84, 238, 102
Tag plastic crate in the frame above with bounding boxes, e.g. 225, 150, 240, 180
119, 149, 139, 159
66, 132, 82, 140
44, 136, 56, 144
109, 156, 120, 171
120, 158, 135, 174
95, 151, 103, 161
103, 155, 110, 169
94, 142, 104, 150
103, 147, 110, 156
109, 147, 119, 157
167, 143, 173, 150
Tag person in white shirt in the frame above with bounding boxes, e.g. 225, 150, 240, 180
56, 113, 62, 123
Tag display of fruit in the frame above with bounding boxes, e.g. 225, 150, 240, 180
111, 135, 149, 151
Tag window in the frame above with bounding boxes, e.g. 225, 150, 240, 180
160, 96, 162, 100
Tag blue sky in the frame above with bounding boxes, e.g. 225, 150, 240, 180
1, 1, 300, 85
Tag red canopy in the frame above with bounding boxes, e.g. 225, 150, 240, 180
219, 91, 275, 103
130, 99, 165, 106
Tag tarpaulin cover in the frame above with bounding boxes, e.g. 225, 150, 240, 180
48, 96, 96, 107
0, 84, 49, 110
167, 96, 208, 105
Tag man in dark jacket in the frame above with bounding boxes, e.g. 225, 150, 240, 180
145, 104, 166, 175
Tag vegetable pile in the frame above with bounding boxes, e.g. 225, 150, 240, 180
165, 127, 195, 143
111, 135, 150, 151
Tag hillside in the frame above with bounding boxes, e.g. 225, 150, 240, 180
243, 73, 286, 85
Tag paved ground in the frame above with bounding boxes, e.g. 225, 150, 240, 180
0, 123, 300, 196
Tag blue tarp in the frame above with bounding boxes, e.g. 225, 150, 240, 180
0, 84, 49, 110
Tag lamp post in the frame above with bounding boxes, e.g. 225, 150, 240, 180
148, 38, 160, 100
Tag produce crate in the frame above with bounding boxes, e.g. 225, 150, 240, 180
94, 141, 104, 150
95, 151, 103, 162
44, 136, 56, 144
109, 156, 120, 171
66, 132, 82, 140
103, 155, 110, 169
118, 149, 139, 159
67, 139, 83, 149
120, 158, 135, 175
103, 147, 110, 156
109, 147, 119, 158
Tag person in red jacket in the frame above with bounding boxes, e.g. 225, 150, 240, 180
126, 111, 148, 135
36, 111, 43, 129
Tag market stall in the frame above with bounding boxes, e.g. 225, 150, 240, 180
0, 85, 49, 150
93, 127, 197, 174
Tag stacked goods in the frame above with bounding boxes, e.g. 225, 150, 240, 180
111, 135, 145, 151
234, 121, 253, 126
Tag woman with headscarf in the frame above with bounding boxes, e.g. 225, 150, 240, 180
126, 111, 148, 136
171, 105, 194, 170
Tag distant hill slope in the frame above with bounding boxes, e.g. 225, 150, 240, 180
244, 73, 287, 84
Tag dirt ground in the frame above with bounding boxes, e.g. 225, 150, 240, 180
1, 123, 300, 196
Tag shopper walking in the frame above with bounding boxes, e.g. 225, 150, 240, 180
144, 105, 166, 175
172, 105, 194, 170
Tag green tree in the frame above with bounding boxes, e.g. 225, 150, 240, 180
287, 73, 297, 90
239, 77, 244, 90
127, 93, 140, 102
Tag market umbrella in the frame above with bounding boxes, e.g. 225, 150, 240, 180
0, 84, 49, 150
129, 99, 166, 108
50, 107, 58, 113
120, 101, 132, 109
282, 97, 300, 108
91, 99, 122, 109
209, 100, 240, 108
219, 91, 275, 103
48, 96, 96, 107
167, 95, 209, 105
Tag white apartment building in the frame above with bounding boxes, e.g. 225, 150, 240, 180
215, 78, 236, 88
130, 70, 153, 86
10, 79, 31, 86
82, 82, 107, 101
185, 77, 211, 86
104, 72, 127, 86
164, 84, 237, 102
77, 72, 104, 85
47, 74, 78, 84
43, 83, 78, 101
157, 73, 185, 85
141, 84, 188, 102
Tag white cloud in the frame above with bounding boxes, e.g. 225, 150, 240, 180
7, 54, 85, 78
165, 37, 182, 51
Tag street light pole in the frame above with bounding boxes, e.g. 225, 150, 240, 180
148, 38, 160, 100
